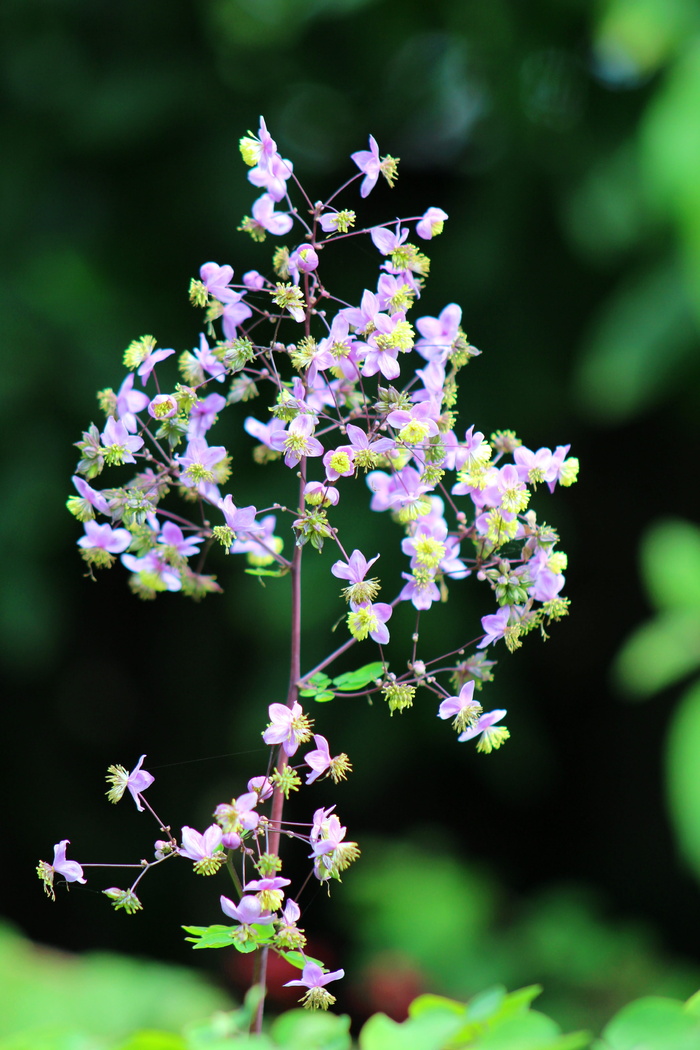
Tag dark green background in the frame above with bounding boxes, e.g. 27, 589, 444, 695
3, 0, 700, 1028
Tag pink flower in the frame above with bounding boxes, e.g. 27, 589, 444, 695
77, 520, 131, 554
284, 961, 344, 991
416, 207, 448, 240
51, 840, 86, 885
262, 701, 312, 757
304, 735, 333, 785
220, 894, 274, 926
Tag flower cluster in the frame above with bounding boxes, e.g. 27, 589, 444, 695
52, 118, 578, 1016
39, 736, 355, 1005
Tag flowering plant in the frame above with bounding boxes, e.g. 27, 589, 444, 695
40, 117, 578, 1030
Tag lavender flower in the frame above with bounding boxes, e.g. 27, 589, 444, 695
438, 682, 483, 733
179, 825, 225, 875
262, 702, 313, 757
458, 709, 510, 753
351, 134, 399, 197
37, 840, 86, 900
105, 754, 155, 812
284, 961, 345, 1010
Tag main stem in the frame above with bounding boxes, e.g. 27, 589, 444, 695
253, 468, 305, 1034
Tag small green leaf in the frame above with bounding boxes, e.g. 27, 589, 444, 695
666, 679, 700, 887
299, 673, 332, 697
116, 1033, 187, 1050
600, 995, 700, 1049
182, 924, 274, 952
359, 1008, 466, 1050
277, 950, 324, 970
332, 662, 385, 691
270, 1007, 352, 1050
182, 925, 236, 949
640, 519, 700, 612
312, 691, 335, 703
408, 993, 467, 1018
685, 989, 700, 1017
244, 567, 287, 577
612, 610, 700, 697
473, 1011, 588, 1049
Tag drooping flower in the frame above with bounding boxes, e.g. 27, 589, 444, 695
219, 495, 264, 539
199, 262, 238, 303
304, 735, 352, 785
346, 601, 392, 644
243, 875, 291, 912
68, 475, 111, 521
103, 887, 143, 914
220, 894, 274, 930
105, 754, 155, 812
188, 392, 227, 439
331, 549, 380, 584
458, 709, 510, 753
77, 521, 131, 555
243, 193, 294, 239
179, 824, 225, 875
37, 840, 86, 900
309, 808, 360, 882
351, 135, 399, 197
284, 961, 345, 1010
416, 207, 448, 240
478, 605, 519, 649
437, 681, 483, 733
115, 373, 149, 433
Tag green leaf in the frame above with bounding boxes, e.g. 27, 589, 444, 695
277, 951, 325, 970
299, 673, 332, 697
182, 924, 274, 952
116, 1033, 187, 1050
640, 38, 700, 325
183, 987, 265, 1047
358, 1008, 466, 1050
312, 691, 335, 703
684, 990, 700, 1017
595, 0, 700, 75
640, 519, 700, 611
612, 610, 700, 697
573, 259, 696, 422
599, 995, 700, 1049
244, 567, 287, 577
474, 1011, 589, 1049
407, 993, 467, 1018
270, 1008, 352, 1050
666, 679, 700, 885
332, 662, 385, 691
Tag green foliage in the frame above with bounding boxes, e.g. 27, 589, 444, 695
613, 518, 700, 884
338, 838, 700, 1034
614, 520, 700, 697
299, 663, 386, 702
572, 261, 696, 423
593, 995, 700, 1050
0, 922, 229, 1049
666, 680, 700, 883
183, 924, 275, 953
3, 920, 700, 1049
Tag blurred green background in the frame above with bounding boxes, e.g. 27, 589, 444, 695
3, 0, 700, 1040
